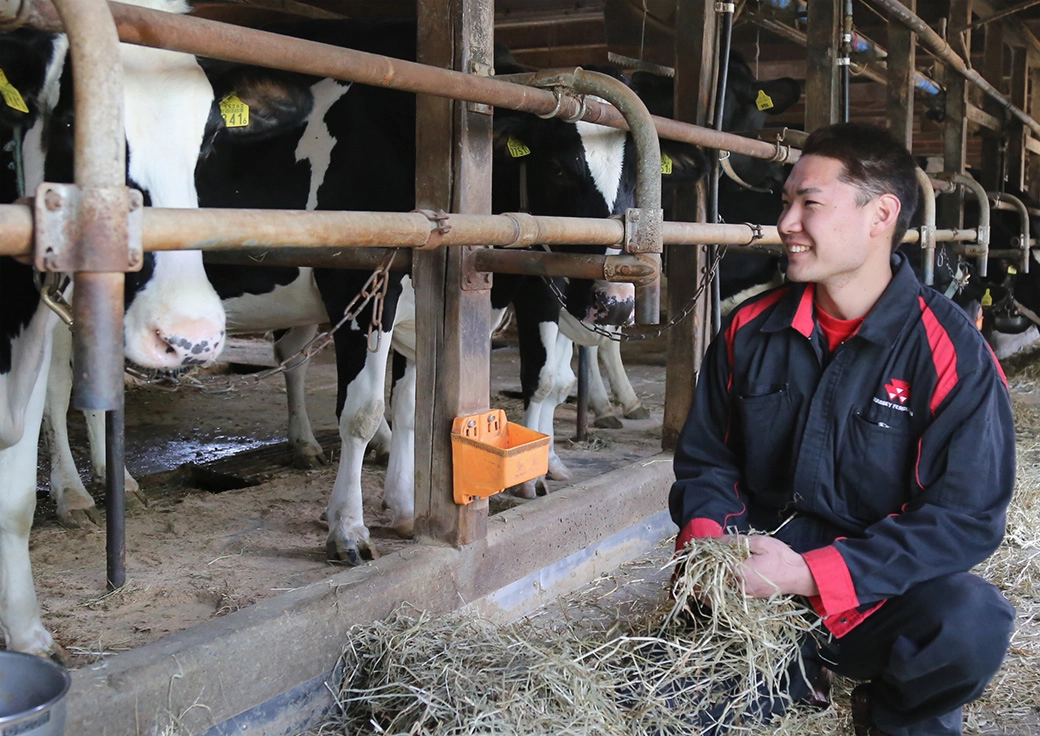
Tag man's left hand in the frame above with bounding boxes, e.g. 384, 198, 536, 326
738, 535, 820, 598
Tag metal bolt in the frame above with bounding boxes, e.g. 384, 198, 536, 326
44, 189, 63, 211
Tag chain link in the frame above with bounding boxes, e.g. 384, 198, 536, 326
545, 244, 729, 342
125, 251, 398, 393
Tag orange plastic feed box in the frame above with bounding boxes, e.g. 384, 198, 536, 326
450, 409, 550, 504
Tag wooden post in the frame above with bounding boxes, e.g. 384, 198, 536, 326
662, 0, 714, 451
1029, 66, 1040, 200
887, 0, 916, 147
980, 20, 1005, 191
413, 0, 493, 545
939, 0, 971, 231
1008, 47, 1028, 192
805, 0, 841, 132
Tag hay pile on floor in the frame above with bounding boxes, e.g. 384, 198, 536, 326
307, 538, 822, 736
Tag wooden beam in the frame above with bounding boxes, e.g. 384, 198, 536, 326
1008, 48, 1029, 191
966, 101, 1003, 132
663, 0, 713, 451
979, 17, 1005, 191
805, 0, 840, 131
887, 0, 916, 146
940, 0, 972, 230
413, 0, 493, 546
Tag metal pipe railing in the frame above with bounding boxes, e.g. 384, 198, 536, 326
989, 193, 1030, 274
873, 0, 1040, 140
946, 173, 991, 277
2, 0, 800, 168
915, 168, 937, 285
50, 0, 128, 592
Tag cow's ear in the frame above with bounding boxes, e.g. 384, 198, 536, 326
205, 63, 315, 142
629, 71, 674, 118
660, 140, 709, 184
492, 112, 538, 160
753, 77, 801, 116
0, 33, 55, 130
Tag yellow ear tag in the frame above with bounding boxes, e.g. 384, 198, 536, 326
507, 137, 531, 158
1008, 264, 1018, 275
755, 89, 774, 111
220, 92, 250, 128
0, 69, 29, 114
661, 152, 673, 175
981, 288, 993, 307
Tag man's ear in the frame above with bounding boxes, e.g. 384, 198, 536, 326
871, 192, 902, 236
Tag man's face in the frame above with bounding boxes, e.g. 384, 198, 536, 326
777, 154, 888, 290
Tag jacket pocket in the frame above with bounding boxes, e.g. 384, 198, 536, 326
736, 385, 794, 506
839, 411, 914, 523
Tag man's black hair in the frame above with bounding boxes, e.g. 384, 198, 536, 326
800, 122, 920, 251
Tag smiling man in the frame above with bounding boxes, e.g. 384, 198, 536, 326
669, 123, 1016, 735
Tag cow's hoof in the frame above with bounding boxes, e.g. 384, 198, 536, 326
126, 486, 149, 513
58, 505, 102, 530
547, 457, 572, 482
393, 519, 414, 538
326, 535, 377, 566
593, 415, 624, 429
623, 405, 651, 420
365, 444, 391, 466
292, 443, 328, 469
510, 480, 539, 499
48, 643, 70, 667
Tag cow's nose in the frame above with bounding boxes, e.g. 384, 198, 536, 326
586, 285, 635, 326
135, 320, 225, 369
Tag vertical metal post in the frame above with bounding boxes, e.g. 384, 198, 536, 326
105, 405, 126, 590
575, 346, 589, 442
413, 0, 493, 546
708, 3, 733, 338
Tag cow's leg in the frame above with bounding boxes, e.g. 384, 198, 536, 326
273, 325, 327, 469
595, 336, 649, 420
325, 328, 393, 564
583, 344, 623, 428
542, 330, 576, 481
0, 338, 57, 655
42, 325, 102, 528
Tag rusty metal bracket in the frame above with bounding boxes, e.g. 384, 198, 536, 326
623, 207, 664, 254
468, 59, 494, 115
34, 182, 143, 273
460, 245, 492, 291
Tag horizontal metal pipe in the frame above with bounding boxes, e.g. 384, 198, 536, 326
6, 0, 797, 166
0, 202, 986, 256
472, 249, 656, 284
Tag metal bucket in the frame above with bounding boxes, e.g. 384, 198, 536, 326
0, 651, 71, 736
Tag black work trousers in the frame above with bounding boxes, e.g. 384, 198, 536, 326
807, 572, 1016, 735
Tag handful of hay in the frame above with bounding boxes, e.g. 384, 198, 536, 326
311, 536, 822, 736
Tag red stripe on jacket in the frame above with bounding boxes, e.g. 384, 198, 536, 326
918, 296, 958, 415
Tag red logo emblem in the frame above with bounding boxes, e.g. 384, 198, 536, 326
885, 379, 911, 405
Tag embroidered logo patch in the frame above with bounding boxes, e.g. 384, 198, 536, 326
884, 378, 911, 405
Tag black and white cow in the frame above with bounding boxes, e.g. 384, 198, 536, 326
569, 56, 801, 428
197, 20, 703, 561
1, 0, 232, 656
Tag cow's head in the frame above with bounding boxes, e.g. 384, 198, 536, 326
2, 0, 234, 371
492, 64, 708, 326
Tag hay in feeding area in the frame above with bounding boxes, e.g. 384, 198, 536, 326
305, 537, 825, 736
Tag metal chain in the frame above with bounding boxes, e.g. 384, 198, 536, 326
543, 243, 729, 342
125, 251, 398, 393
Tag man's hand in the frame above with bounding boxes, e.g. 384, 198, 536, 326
736, 535, 820, 598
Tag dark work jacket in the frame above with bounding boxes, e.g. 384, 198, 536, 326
669, 253, 1015, 637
